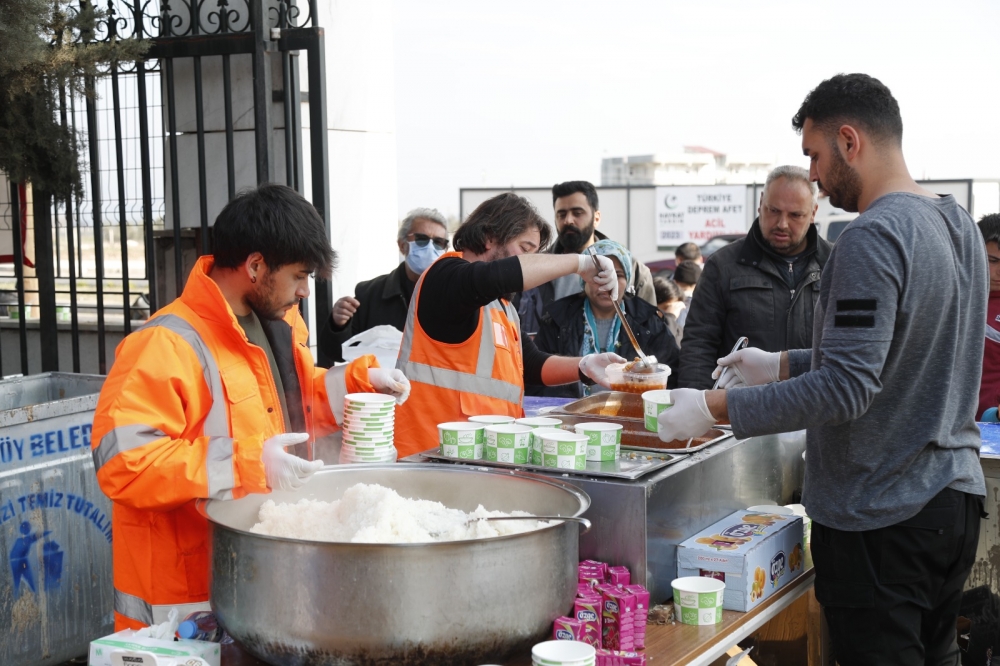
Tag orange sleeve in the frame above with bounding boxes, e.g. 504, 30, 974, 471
92, 327, 268, 512
311, 354, 379, 433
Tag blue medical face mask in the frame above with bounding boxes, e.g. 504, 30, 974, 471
405, 240, 444, 275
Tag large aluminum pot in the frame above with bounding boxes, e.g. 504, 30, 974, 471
196, 463, 590, 666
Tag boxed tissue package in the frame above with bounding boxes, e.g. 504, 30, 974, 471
676, 509, 805, 612
89, 630, 221, 666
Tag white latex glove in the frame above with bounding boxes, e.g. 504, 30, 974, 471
712, 347, 781, 388
262, 433, 323, 491
368, 368, 411, 404
579, 352, 627, 388
657, 388, 717, 442
576, 254, 619, 302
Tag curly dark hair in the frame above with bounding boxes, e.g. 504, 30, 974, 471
792, 73, 903, 146
979, 213, 1000, 245
453, 193, 551, 255
552, 180, 599, 211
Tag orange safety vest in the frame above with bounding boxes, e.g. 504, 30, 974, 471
394, 252, 525, 457
92, 255, 375, 630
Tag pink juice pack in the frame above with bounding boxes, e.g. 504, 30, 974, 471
601, 586, 636, 651
574, 595, 603, 648
552, 616, 585, 641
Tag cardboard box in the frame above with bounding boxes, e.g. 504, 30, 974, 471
89, 630, 221, 666
676, 510, 805, 612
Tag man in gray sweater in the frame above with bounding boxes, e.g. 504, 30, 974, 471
658, 74, 986, 665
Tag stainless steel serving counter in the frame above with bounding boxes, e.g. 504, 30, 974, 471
403, 429, 806, 603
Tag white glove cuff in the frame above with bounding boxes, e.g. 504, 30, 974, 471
695, 391, 716, 422
577, 254, 589, 275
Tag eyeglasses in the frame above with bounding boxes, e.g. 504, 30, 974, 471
410, 233, 449, 251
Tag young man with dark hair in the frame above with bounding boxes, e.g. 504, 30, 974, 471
91, 184, 410, 631
659, 74, 987, 665
977, 213, 1000, 420
394, 192, 626, 455
517, 180, 656, 336
674, 242, 703, 265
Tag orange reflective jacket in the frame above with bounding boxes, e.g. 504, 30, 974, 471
394, 252, 524, 458
92, 256, 375, 630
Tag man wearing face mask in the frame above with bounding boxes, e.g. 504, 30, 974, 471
318, 208, 450, 365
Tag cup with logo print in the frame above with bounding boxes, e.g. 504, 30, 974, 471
671, 576, 725, 626
642, 390, 673, 432
484, 424, 532, 464
437, 422, 485, 459
573, 422, 623, 462
539, 431, 588, 470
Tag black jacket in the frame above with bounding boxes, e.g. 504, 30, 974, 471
317, 262, 412, 367
678, 219, 832, 389
528, 293, 680, 398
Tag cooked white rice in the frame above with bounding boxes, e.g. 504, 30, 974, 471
248, 482, 548, 543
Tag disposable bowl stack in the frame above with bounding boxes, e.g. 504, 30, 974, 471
340, 393, 396, 463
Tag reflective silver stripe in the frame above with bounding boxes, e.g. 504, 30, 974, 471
987, 324, 1000, 345
92, 424, 167, 471
114, 588, 211, 627
115, 588, 153, 626
476, 305, 499, 376
140, 314, 230, 438
325, 364, 349, 423
206, 436, 236, 500
397, 361, 523, 404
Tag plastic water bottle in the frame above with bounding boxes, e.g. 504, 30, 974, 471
177, 611, 225, 642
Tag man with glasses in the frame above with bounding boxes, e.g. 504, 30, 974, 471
318, 208, 450, 365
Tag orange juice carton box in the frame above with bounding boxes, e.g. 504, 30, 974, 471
676, 509, 805, 612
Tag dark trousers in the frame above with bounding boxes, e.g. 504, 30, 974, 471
812, 488, 983, 666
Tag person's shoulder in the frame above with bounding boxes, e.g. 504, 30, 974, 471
355, 264, 400, 297
625, 295, 661, 321
707, 237, 746, 264
542, 293, 585, 325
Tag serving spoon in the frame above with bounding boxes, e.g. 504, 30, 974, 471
588, 248, 654, 371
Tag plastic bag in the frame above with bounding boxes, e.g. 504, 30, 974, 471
341, 325, 403, 371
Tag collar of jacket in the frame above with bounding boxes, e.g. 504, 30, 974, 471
380, 260, 412, 301
180, 255, 301, 337
737, 218, 830, 268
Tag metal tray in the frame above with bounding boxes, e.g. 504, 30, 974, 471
550, 392, 733, 453
417, 446, 684, 480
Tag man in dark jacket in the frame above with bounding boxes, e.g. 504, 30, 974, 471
530, 239, 679, 398
317, 208, 449, 366
678, 166, 831, 389
517, 181, 656, 337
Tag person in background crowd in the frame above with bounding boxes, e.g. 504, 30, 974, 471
517, 180, 656, 336
530, 240, 679, 398
317, 208, 450, 366
659, 73, 986, 666
977, 213, 1000, 421
91, 184, 409, 630
678, 165, 831, 389
394, 193, 627, 457
653, 276, 686, 346
675, 241, 704, 266
671, 260, 702, 329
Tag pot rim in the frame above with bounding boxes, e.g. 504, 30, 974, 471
195, 462, 590, 548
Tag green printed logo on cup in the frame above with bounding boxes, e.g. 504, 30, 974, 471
681, 607, 698, 624
672, 576, 725, 626
496, 447, 529, 464
557, 441, 576, 455
485, 444, 498, 461
643, 389, 673, 432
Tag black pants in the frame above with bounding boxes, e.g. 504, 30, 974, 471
812, 488, 983, 666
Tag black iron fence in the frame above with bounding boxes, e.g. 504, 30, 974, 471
0, 0, 331, 376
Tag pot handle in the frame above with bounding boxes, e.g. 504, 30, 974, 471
563, 516, 592, 535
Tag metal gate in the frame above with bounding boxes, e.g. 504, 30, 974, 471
0, 0, 332, 377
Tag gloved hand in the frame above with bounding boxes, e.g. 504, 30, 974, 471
576, 254, 619, 302
262, 433, 323, 491
369, 367, 411, 404
579, 352, 627, 388
712, 347, 781, 388
657, 388, 717, 442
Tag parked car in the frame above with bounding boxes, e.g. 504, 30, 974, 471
645, 234, 745, 280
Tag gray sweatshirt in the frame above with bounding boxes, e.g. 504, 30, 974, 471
728, 193, 987, 531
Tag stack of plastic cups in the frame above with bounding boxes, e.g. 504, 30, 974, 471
531, 640, 596, 666
515, 417, 564, 465
340, 394, 396, 463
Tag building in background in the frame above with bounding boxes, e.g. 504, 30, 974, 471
601, 147, 774, 187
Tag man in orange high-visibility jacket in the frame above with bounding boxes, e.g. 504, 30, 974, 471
395, 193, 627, 457
92, 184, 411, 630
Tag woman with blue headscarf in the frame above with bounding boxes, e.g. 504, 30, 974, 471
529, 239, 680, 398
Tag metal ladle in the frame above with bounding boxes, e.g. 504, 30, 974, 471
429, 515, 592, 539
588, 248, 654, 371
683, 336, 749, 449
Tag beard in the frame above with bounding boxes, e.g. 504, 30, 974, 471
557, 215, 596, 252
246, 272, 298, 321
820, 142, 863, 213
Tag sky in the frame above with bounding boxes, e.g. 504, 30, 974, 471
391, 0, 1000, 221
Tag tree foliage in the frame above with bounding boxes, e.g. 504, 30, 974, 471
0, 0, 148, 195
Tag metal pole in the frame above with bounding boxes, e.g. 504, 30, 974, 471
33, 189, 60, 371
251, 0, 274, 184
85, 78, 107, 374
60, 82, 81, 372
306, 29, 332, 360
9, 181, 28, 375
111, 66, 133, 330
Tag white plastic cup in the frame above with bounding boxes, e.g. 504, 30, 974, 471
344, 393, 396, 408
529, 427, 565, 465
573, 422, 623, 462
437, 421, 485, 458
531, 640, 596, 666
538, 431, 588, 470
484, 424, 532, 464
468, 414, 516, 425
642, 389, 673, 432
515, 416, 563, 429
672, 576, 725, 625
